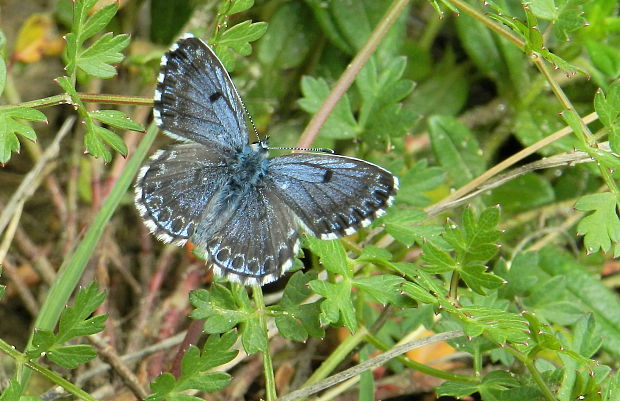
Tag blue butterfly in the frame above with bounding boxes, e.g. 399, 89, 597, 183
135, 34, 398, 285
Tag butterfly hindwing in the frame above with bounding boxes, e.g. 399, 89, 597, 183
267, 153, 398, 240
191, 184, 300, 285
154, 34, 248, 150
135, 143, 229, 244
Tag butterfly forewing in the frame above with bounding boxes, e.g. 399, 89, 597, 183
267, 153, 398, 240
135, 144, 229, 244
154, 35, 248, 150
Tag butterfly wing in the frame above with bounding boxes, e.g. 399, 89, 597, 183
135, 143, 229, 244
191, 184, 300, 285
154, 34, 248, 150
267, 153, 398, 239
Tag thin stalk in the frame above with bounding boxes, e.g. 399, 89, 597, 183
296, 0, 411, 148
253, 285, 277, 401
0, 93, 153, 110
0, 338, 100, 401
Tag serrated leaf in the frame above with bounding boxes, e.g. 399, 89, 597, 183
0, 106, 47, 163
81, 3, 118, 41
150, 0, 193, 45
428, 115, 485, 187
227, 0, 255, 16
0, 57, 6, 97
401, 282, 437, 304
298, 76, 358, 139
90, 110, 145, 131
218, 21, 268, 56
460, 264, 504, 295
47, 344, 96, 369
78, 33, 129, 78
0, 380, 22, 401
309, 280, 356, 332
352, 275, 404, 305
184, 372, 231, 393
241, 314, 267, 354
305, 237, 349, 276
381, 208, 427, 246
575, 192, 620, 254
92, 125, 128, 157
421, 241, 455, 273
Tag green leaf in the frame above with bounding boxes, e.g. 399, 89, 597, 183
81, 3, 118, 41
428, 115, 485, 187
0, 55, 6, 97
274, 271, 324, 341
241, 313, 267, 354
594, 81, 620, 153
90, 110, 145, 131
575, 192, 620, 254
401, 281, 438, 304
352, 275, 404, 305
309, 280, 356, 332
217, 20, 268, 55
0, 379, 22, 401
77, 33, 130, 78
257, 2, 317, 70
84, 129, 111, 162
298, 76, 358, 139
586, 40, 620, 79
460, 264, 504, 295
26, 282, 106, 369
147, 333, 236, 401
396, 160, 446, 207
150, 0, 193, 45
47, 344, 97, 369
0, 107, 47, 163
381, 208, 429, 246
305, 237, 350, 276
421, 241, 456, 273
484, 173, 555, 213
227, 0, 254, 15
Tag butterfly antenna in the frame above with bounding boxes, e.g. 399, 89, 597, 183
239, 96, 261, 142
268, 145, 335, 154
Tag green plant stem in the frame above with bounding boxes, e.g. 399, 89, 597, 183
504, 345, 558, 401
364, 333, 477, 383
0, 93, 153, 110
449, 271, 460, 300
296, 0, 411, 148
446, 0, 524, 49
0, 338, 100, 401
252, 284, 277, 401
17, 122, 159, 389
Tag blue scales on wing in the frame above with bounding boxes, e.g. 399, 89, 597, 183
191, 182, 300, 285
135, 143, 229, 244
267, 153, 399, 240
153, 35, 249, 151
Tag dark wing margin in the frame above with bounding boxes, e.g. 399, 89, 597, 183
267, 153, 398, 240
134, 143, 229, 245
191, 185, 300, 285
153, 33, 249, 150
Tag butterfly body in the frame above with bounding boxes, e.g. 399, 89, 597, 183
135, 34, 398, 285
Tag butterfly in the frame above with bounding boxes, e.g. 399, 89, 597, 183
134, 34, 398, 285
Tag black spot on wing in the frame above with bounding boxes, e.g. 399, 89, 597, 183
209, 92, 223, 103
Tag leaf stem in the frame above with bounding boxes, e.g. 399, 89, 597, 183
0, 93, 153, 111
504, 345, 558, 401
252, 284, 277, 401
0, 337, 101, 401
296, 0, 411, 148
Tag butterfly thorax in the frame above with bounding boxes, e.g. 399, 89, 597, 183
228, 144, 269, 190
